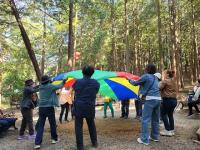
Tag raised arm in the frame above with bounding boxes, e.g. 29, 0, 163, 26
129, 74, 146, 86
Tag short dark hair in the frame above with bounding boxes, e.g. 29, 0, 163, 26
145, 64, 156, 74
82, 65, 94, 77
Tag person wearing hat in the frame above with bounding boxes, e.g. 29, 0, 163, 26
187, 79, 200, 116
18, 79, 39, 140
72, 65, 100, 150
34, 75, 66, 149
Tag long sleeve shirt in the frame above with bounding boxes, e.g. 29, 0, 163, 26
129, 73, 161, 100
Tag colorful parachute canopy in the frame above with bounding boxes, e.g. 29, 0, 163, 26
53, 70, 140, 100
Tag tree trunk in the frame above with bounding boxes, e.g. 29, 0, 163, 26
9, 0, 41, 81
67, 0, 74, 71
124, 0, 130, 72
73, 3, 78, 70
155, 0, 164, 72
41, 1, 47, 75
190, 0, 198, 82
110, 0, 116, 71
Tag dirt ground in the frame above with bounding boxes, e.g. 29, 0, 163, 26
0, 104, 200, 150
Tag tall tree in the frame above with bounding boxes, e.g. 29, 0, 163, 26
9, 0, 41, 81
155, 0, 164, 72
67, 0, 74, 70
124, 0, 130, 72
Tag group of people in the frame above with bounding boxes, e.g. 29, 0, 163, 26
129, 64, 177, 145
16, 65, 99, 150
3, 63, 199, 149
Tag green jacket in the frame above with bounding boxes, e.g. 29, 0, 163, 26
38, 82, 64, 107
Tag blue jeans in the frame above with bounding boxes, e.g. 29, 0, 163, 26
35, 107, 57, 145
161, 97, 177, 131
140, 100, 160, 143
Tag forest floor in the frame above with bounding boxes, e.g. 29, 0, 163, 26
0, 102, 200, 150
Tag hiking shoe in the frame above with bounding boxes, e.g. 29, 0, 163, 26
137, 138, 149, 145
17, 135, 28, 140
34, 145, 41, 149
160, 130, 173, 136
120, 116, 124, 118
104, 116, 107, 118
149, 136, 159, 142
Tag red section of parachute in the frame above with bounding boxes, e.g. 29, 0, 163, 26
116, 72, 140, 80
64, 78, 76, 87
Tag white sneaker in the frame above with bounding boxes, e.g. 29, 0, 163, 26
160, 130, 173, 136
137, 138, 149, 145
51, 139, 58, 144
34, 145, 41, 149
149, 136, 159, 142
170, 130, 175, 136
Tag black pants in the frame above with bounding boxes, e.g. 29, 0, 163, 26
75, 116, 97, 150
135, 100, 142, 117
161, 98, 177, 131
121, 100, 130, 117
19, 108, 34, 136
188, 99, 200, 115
59, 103, 70, 121
35, 107, 57, 145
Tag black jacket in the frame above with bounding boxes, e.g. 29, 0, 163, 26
20, 86, 39, 109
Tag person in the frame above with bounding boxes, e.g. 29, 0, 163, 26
154, 73, 162, 122
34, 75, 66, 149
103, 96, 114, 118
120, 99, 130, 119
129, 64, 161, 145
0, 109, 17, 136
18, 79, 39, 140
159, 70, 177, 136
187, 79, 200, 116
59, 87, 73, 123
72, 65, 100, 150
135, 98, 142, 120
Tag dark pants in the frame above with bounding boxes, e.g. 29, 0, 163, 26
0, 120, 11, 134
135, 99, 142, 117
35, 107, 57, 145
71, 104, 74, 119
121, 100, 130, 117
188, 99, 200, 115
59, 103, 70, 121
161, 98, 177, 131
19, 108, 34, 136
75, 116, 97, 150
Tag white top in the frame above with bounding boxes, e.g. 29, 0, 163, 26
193, 86, 200, 101
59, 88, 72, 105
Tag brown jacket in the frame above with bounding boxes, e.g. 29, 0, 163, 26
159, 78, 177, 98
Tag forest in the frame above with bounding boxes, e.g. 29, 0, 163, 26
0, 0, 200, 101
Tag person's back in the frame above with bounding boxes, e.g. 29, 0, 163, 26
73, 65, 100, 150
73, 77, 99, 118
38, 83, 61, 107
